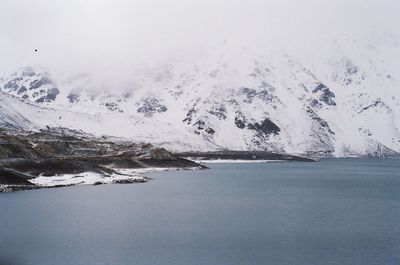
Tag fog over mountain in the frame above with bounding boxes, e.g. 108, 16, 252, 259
0, 0, 398, 82
0, 0, 399, 157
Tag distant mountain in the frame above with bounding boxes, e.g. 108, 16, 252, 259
1, 35, 399, 157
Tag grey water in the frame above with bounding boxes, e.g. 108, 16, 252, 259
0, 159, 399, 265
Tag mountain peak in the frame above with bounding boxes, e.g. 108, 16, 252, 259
1, 36, 399, 157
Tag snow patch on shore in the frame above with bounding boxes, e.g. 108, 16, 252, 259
28, 167, 201, 187
29, 171, 146, 187
195, 159, 286, 164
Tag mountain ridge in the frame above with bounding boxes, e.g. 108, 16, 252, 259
1, 36, 399, 157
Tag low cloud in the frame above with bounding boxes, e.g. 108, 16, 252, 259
0, 0, 398, 86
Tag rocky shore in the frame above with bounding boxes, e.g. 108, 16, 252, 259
0, 128, 204, 192
174, 151, 317, 162
1, 127, 318, 193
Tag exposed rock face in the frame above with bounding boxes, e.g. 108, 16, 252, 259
312, 83, 336, 106
103, 102, 123, 112
193, 120, 215, 135
35, 87, 60, 103
0, 35, 399, 157
235, 117, 246, 129
239, 87, 275, 104
247, 118, 280, 136
67, 92, 80, 103
136, 97, 168, 117
0, 68, 59, 103
0, 128, 192, 161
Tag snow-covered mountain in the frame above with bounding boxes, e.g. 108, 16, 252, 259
1, 35, 399, 157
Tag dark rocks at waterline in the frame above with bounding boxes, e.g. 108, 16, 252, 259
174, 151, 316, 162
0, 184, 40, 193
113, 178, 150, 184
0, 128, 204, 192
0, 156, 204, 192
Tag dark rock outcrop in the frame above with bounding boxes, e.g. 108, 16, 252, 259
312, 83, 336, 106
247, 118, 280, 136
136, 97, 168, 117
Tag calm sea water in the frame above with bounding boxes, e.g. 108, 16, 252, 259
0, 159, 399, 265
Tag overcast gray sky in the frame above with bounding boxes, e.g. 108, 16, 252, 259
0, 0, 398, 79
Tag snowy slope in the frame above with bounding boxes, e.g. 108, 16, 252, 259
0, 36, 399, 157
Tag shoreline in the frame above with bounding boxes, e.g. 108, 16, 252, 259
174, 151, 317, 162
194, 159, 287, 164
0, 166, 202, 193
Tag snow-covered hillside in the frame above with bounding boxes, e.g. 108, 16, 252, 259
1, 35, 399, 157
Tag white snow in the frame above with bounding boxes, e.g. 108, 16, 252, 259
28, 171, 143, 187
194, 159, 286, 164
27, 167, 200, 187
1, 34, 399, 157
